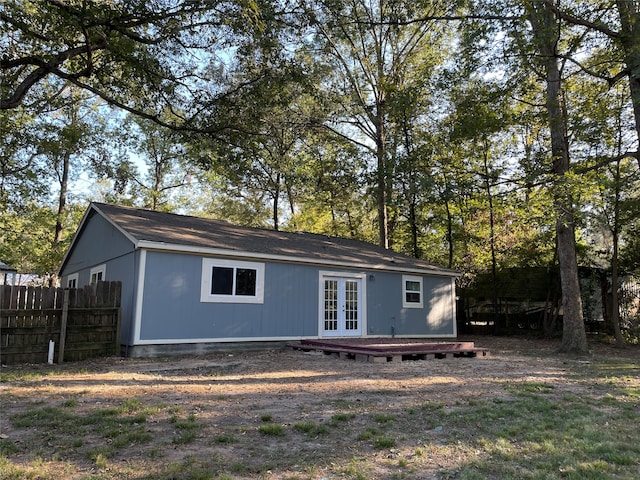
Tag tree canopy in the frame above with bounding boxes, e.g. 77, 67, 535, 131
2, 0, 639, 351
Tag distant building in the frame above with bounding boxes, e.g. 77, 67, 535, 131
0, 261, 17, 286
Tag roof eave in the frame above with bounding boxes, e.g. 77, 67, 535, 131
58, 202, 139, 276
136, 240, 461, 277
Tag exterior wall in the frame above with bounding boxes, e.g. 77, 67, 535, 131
60, 252, 138, 348
60, 212, 138, 346
136, 251, 321, 342
366, 272, 456, 337
133, 250, 456, 345
60, 212, 134, 278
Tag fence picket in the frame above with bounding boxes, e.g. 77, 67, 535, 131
0, 281, 121, 365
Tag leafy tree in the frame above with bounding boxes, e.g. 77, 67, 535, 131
121, 116, 195, 211
194, 53, 322, 229
524, 0, 589, 354
181, 169, 273, 228
291, 133, 375, 241
300, 0, 461, 248
0, 86, 108, 274
0, 108, 50, 213
584, 84, 640, 344
545, 0, 640, 165
1, 0, 290, 136
39, 89, 110, 253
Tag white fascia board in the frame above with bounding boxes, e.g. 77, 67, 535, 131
135, 240, 461, 278
59, 203, 139, 276
92, 203, 140, 245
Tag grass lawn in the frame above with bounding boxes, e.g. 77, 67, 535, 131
1, 336, 638, 479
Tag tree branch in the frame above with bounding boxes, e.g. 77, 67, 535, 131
544, 0, 620, 39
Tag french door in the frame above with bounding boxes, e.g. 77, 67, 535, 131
321, 275, 363, 337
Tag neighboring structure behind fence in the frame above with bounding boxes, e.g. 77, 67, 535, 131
0, 281, 121, 365
459, 267, 640, 337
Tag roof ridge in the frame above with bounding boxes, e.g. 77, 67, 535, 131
94, 202, 375, 246
89, 202, 458, 275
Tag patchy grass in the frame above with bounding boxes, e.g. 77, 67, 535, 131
171, 413, 202, 445
258, 422, 286, 436
292, 421, 329, 436
1, 337, 639, 479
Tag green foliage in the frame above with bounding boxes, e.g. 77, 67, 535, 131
373, 435, 396, 449
1, 0, 639, 311
0, 203, 60, 275
293, 421, 329, 436
171, 414, 201, 445
258, 423, 285, 436
9, 398, 155, 463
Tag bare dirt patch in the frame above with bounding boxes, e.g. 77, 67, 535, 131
1, 335, 638, 479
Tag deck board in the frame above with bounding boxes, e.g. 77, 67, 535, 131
288, 339, 489, 363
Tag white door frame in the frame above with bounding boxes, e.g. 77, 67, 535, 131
318, 271, 367, 337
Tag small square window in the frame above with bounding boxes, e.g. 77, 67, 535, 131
402, 275, 423, 308
90, 265, 106, 284
67, 273, 79, 288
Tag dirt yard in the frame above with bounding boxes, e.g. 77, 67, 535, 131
1, 335, 639, 479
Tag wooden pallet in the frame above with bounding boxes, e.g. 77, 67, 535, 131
288, 339, 489, 363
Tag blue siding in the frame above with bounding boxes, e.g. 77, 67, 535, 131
366, 272, 454, 336
60, 212, 139, 346
139, 251, 320, 341
137, 251, 455, 343
60, 253, 138, 346
60, 212, 134, 277
105, 252, 139, 346
60, 208, 456, 349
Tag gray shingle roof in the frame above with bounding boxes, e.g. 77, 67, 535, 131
91, 202, 458, 276
0, 261, 17, 273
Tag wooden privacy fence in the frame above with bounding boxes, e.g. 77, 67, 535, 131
0, 281, 121, 365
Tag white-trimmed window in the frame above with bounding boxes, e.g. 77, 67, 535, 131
402, 275, 423, 308
90, 264, 106, 284
67, 273, 79, 288
200, 258, 264, 304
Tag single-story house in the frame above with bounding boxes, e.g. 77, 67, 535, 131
59, 202, 460, 357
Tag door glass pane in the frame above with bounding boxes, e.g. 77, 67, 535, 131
324, 280, 338, 331
345, 280, 358, 330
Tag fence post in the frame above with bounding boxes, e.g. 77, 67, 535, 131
58, 289, 69, 363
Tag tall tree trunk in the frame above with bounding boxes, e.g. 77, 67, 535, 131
616, 0, 640, 167
375, 113, 389, 249
401, 113, 419, 258
528, 1, 589, 355
53, 150, 70, 251
439, 170, 454, 269
273, 172, 280, 231
408, 196, 419, 258
611, 227, 624, 347
483, 147, 500, 333
610, 159, 625, 347
548, 0, 640, 168
445, 197, 454, 269
285, 179, 296, 230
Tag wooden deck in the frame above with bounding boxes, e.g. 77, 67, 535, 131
287, 339, 489, 363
